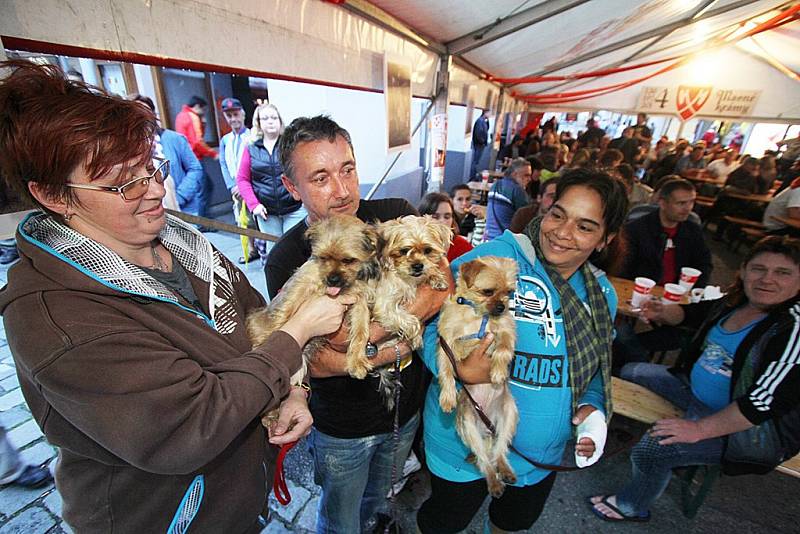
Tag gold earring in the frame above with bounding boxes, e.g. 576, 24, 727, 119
64, 212, 72, 222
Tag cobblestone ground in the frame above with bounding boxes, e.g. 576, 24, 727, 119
0, 225, 798, 533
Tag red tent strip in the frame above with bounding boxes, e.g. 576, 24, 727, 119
487, 56, 679, 84
517, 4, 800, 103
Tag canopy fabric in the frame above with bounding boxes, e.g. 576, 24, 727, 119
1, 0, 798, 119
369, 0, 800, 120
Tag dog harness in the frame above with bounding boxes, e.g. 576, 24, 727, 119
455, 297, 489, 341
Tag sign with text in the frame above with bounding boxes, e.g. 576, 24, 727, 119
638, 86, 761, 120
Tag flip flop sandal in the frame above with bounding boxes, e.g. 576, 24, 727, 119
12, 465, 53, 488
588, 495, 650, 523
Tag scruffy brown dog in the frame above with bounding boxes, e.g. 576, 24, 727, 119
373, 215, 451, 350
437, 256, 519, 497
247, 215, 381, 386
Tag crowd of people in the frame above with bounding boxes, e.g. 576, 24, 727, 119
0, 60, 798, 534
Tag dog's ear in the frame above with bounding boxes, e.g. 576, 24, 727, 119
305, 220, 321, 249
357, 258, 381, 281
459, 258, 484, 287
361, 224, 380, 255
430, 218, 453, 251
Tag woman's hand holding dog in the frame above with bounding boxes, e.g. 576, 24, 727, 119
268, 387, 313, 445
281, 294, 357, 347
455, 334, 496, 384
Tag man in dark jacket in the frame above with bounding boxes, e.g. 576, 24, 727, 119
618, 178, 712, 286
470, 110, 490, 180
613, 178, 713, 368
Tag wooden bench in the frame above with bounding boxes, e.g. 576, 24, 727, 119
722, 215, 765, 230
611, 377, 800, 518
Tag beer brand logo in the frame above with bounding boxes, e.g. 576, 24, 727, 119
676, 86, 712, 121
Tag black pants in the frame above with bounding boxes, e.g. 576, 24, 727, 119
417, 471, 557, 533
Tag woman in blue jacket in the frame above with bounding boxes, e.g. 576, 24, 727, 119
417, 169, 629, 533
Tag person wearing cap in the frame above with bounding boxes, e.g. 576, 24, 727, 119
674, 142, 707, 179
218, 98, 259, 263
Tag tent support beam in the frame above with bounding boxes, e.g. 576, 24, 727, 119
446, 0, 590, 56
512, 0, 767, 84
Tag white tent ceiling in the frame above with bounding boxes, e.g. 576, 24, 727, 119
368, 0, 800, 120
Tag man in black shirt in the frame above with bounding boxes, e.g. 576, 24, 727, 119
265, 115, 447, 533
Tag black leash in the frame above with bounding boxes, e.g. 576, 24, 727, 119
438, 336, 634, 472
383, 345, 403, 534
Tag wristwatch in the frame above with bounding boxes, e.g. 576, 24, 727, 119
365, 341, 378, 360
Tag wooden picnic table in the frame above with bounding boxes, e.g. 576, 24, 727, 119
722, 191, 773, 203
609, 276, 689, 317
771, 215, 800, 231
686, 174, 725, 186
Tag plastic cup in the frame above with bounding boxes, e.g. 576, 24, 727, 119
481, 170, 490, 184
662, 283, 687, 304
679, 267, 701, 290
690, 288, 704, 303
631, 277, 656, 308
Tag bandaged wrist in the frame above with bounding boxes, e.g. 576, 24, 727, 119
575, 409, 607, 468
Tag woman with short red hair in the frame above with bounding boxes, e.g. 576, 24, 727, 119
0, 61, 351, 533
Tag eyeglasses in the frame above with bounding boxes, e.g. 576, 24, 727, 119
66, 158, 170, 201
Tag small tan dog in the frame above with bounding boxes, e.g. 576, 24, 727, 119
366, 215, 451, 410
437, 256, 519, 497
247, 215, 381, 387
372, 215, 451, 350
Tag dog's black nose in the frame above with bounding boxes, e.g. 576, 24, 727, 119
412, 263, 424, 272
492, 302, 506, 315
326, 273, 343, 287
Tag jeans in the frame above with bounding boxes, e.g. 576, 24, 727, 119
255, 207, 307, 256
615, 363, 724, 516
470, 144, 486, 180
308, 413, 419, 534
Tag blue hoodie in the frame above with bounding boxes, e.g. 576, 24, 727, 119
422, 230, 617, 486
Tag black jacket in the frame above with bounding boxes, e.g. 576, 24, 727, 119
247, 139, 301, 215
672, 297, 800, 474
618, 209, 712, 286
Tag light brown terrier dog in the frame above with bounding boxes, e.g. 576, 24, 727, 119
437, 256, 519, 497
372, 215, 451, 351
247, 215, 381, 390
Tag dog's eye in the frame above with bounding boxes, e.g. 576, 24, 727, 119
482, 289, 495, 296
424, 247, 433, 254
399, 248, 410, 256
341, 258, 356, 265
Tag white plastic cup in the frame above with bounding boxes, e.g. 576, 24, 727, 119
679, 267, 701, 290
631, 277, 656, 308
481, 170, 490, 184
690, 288, 704, 303
662, 283, 687, 304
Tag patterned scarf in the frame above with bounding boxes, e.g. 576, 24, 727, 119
524, 216, 614, 420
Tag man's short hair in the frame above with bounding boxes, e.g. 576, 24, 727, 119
658, 177, 695, 200
599, 148, 624, 167
188, 95, 208, 108
450, 183, 470, 196
279, 115, 354, 182
508, 157, 531, 176
129, 93, 155, 112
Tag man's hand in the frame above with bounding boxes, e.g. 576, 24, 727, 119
267, 388, 313, 445
649, 417, 703, 445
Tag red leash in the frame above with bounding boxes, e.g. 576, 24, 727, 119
273, 440, 299, 505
